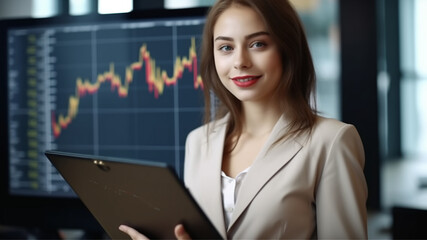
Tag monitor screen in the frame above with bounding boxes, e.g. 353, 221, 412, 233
0, 7, 207, 231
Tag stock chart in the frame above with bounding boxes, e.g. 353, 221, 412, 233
7, 17, 205, 197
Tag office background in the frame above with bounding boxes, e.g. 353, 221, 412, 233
1, 0, 426, 239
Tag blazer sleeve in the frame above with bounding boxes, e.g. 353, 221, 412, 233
315, 124, 368, 239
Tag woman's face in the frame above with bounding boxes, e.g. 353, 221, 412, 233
213, 4, 283, 104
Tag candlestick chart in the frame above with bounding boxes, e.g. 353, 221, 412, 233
7, 17, 206, 197
51, 37, 203, 139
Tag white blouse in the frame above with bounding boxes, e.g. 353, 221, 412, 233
220, 167, 250, 228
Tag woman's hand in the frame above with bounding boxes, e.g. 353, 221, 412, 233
118, 224, 191, 240
119, 225, 148, 240
174, 224, 192, 240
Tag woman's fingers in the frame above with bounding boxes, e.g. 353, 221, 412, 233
119, 225, 149, 240
119, 224, 191, 240
174, 224, 192, 240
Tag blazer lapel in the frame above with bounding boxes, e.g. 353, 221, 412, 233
200, 117, 228, 237
227, 115, 304, 230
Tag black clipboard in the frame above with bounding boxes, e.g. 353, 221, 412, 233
45, 150, 222, 239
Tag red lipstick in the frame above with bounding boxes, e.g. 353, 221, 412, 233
231, 75, 260, 88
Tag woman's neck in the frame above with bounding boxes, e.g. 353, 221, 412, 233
241, 101, 281, 137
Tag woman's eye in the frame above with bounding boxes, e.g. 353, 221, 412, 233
251, 41, 266, 48
219, 45, 233, 52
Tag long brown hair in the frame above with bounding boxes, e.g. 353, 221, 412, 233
200, 0, 317, 151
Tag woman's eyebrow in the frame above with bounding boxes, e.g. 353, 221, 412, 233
214, 36, 233, 42
245, 31, 270, 40
214, 31, 270, 42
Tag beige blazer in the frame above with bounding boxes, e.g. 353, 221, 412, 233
184, 114, 368, 239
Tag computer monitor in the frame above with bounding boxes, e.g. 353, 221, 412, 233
0, 7, 207, 234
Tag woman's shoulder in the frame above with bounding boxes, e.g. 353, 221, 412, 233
187, 114, 229, 139
314, 115, 356, 130
307, 116, 364, 164
311, 115, 361, 142
314, 115, 348, 129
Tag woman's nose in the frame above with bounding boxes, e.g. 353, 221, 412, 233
233, 48, 252, 69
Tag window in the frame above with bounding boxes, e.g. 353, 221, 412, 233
400, 0, 427, 156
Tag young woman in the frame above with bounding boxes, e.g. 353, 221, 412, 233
120, 0, 368, 239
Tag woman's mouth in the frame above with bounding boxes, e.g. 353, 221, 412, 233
231, 75, 261, 88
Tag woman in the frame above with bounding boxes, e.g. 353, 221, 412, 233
120, 0, 368, 239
